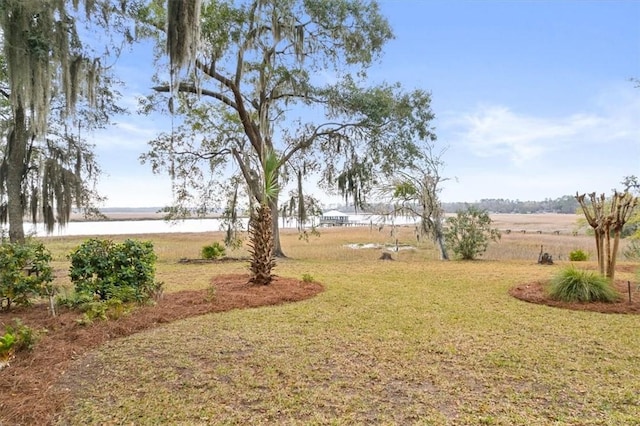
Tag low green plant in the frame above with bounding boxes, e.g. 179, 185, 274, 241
1, 319, 38, 365
302, 273, 315, 283
569, 249, 589, 261
0, 331, 16, 365
201, 242, 226, 260
76, 299, 131, 325
0, 240, 55, 311
56, 290, 96, 309
68, 238, 159, 304
549, 266, 619, 302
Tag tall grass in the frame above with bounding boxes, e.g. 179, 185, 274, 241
549, 265, 619, 302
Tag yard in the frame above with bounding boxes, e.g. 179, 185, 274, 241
1, 215, 639, 425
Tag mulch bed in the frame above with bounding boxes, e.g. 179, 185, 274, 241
509, 280, 640, 314
0, 274, 323, 425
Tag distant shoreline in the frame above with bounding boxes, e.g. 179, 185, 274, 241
70, 210, 221, 222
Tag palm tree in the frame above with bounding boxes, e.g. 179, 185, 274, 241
247, 149, 279, 285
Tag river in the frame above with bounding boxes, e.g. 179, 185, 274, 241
7, 214, 419, 238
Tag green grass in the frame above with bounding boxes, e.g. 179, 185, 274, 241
39, 227, 640, 425
550, 266, 619, 302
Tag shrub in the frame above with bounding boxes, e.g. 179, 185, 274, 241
68, 238, 159, 303
302, 273, 315, 283
569, 249, 589, 261
444, 207, 501, 260
201, 242, 226, 259
75, 298, 130, 325
1, 319, 38, 367
549, 266, 619, 303
0, 240, 54, 311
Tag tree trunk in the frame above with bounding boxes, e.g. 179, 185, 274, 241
6, 103, 27, 244
595, 230, 604, 276
248, 204, 275, 285
270, 197, 286, 258
423, 216, 448, 260
435, 232, 449, 260
609, 228, 622, 282
604, 223, 612, 278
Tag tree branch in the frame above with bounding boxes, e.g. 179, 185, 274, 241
173, 148, 231, 161
152, 84, 238, 111
280, 121, 365, 165
232, 147, 262, 204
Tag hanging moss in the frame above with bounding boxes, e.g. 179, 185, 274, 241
167, 0, 202, 85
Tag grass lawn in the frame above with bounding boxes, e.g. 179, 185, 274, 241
12, 221, 640, 424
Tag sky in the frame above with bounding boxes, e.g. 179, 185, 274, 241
91, 0, 640, 208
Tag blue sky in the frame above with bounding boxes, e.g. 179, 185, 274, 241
93, 0, 640, 208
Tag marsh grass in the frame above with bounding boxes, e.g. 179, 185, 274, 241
549, 266, 619, 303
37, 222, 640, 425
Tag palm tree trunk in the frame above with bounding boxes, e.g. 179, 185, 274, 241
270, 197, 286, 258
7, 103, 27, 244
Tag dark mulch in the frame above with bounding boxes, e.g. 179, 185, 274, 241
509, 280, 640, 314
0, 274, 323, 425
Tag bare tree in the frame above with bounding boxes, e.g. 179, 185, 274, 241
575, 191, 638, 280
375, 145, 449, 260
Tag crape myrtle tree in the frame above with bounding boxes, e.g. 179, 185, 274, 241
137, 0, 437, 258
0, 0, 129, 243
373, 144, 448, 260
575, 190, 638, 281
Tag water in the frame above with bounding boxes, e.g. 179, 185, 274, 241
5, 214, 419, 238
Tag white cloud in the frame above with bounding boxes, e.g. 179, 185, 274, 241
449, 106, 604, 165
91, 114, 168, 152
445, 86, 640, 167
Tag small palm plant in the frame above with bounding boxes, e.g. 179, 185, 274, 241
247, 149, 279, 285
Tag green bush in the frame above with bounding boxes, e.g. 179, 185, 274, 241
1, 319, 38, 365
0, 240, 54, 311
549, 266, 619, 303
444, 207, 501, 260
201, 242, 226, 259
68, 238, 160, 303
569, 249, 589, 261
302, 273, 315, 283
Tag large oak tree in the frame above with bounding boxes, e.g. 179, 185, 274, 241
139, 0, 437, 257
0, 0, 127, 243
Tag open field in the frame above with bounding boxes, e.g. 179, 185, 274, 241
4, 214, 640, 425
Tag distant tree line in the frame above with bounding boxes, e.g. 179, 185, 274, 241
441, 195, 579, 214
